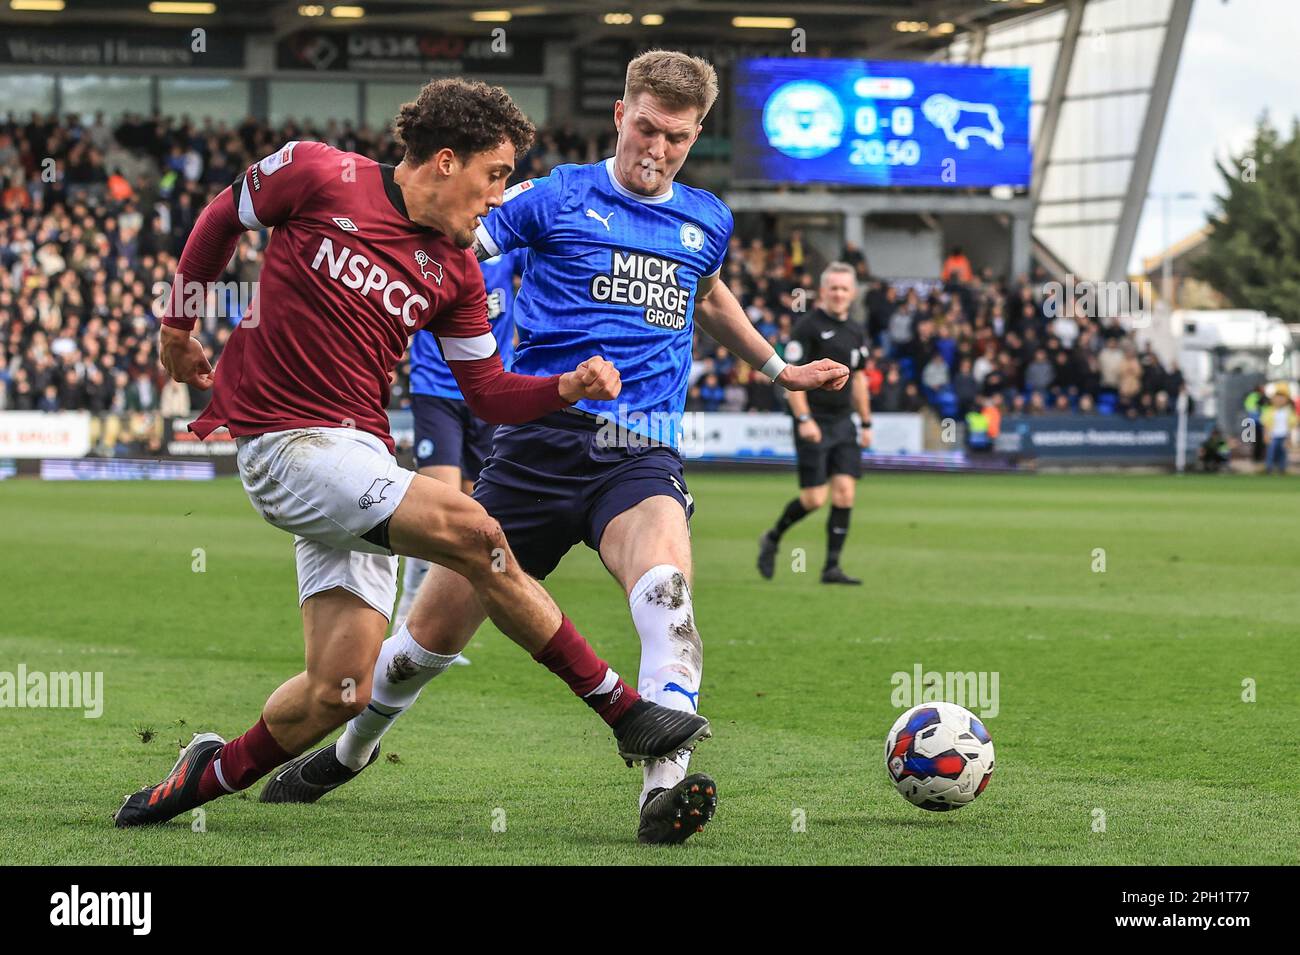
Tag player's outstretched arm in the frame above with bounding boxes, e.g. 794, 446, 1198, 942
158, 185, 245, 389
448, 352, 621, 424
694, 273, 849, 392
777, 358, 851, 393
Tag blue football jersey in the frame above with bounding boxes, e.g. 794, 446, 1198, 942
409, 248, 522, 399
474, 159, 734, 446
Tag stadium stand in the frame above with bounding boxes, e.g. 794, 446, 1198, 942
2, 111, 1187, 457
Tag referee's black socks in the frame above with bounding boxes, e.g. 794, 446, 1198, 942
825, 506, 852, 569
770, 498, 810, 540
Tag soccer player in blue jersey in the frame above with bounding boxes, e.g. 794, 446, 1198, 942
262, 51, 848, 843
394, 249, 526, 661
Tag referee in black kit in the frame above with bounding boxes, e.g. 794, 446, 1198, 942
758, 262, 871, 585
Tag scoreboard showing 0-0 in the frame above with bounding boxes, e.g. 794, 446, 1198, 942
733, 58, 1031, 189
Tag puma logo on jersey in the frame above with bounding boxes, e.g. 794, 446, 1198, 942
359, 478, 394, 510
586, 208, 614, 230
415, 250, 444, 285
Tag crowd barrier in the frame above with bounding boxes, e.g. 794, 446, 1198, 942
2, 410, 1215, 475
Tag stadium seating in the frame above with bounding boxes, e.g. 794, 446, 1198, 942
2, 112, 1185, 459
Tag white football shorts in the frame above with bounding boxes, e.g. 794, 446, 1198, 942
235, 427, 416, 617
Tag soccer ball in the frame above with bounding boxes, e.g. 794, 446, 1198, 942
884, 702, 995, 811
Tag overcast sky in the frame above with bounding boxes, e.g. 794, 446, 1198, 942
1130, 0, 1300, 269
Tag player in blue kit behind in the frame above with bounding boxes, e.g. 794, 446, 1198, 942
264, 50, 848, 843
395, 248, 526, 664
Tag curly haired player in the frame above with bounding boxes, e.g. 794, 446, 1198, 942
114, 79, 710, 830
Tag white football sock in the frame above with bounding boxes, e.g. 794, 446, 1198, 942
392, 556, 431, 627
335, 622, 459, 770
629, 564, 702, 809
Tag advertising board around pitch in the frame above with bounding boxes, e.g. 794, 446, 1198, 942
679, 412, 924, 460
996, 414, 1215, 464
0, 412, 92, 459
733, 57, 1031, 189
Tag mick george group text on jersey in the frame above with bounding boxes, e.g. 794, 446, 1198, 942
588, 250, 693, 331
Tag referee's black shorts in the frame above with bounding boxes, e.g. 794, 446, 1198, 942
795, 414, 862, 488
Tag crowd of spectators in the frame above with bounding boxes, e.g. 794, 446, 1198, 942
0, 110, 614, 452
691, 240, 1188, 423
2, 110, 1182, 457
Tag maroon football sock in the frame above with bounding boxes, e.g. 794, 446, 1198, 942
533, 616, 640, 726
196, 717, 294, 803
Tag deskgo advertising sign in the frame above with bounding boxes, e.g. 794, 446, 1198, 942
996, 415, 1215, 463
276, 30, 543, 75
733, 58, 1031, 188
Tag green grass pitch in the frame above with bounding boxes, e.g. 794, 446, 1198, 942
1, 471, 1297, 865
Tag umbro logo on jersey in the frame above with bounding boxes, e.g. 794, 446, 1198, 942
586, 208, 614, 230
332, 217, 359, 232
414, 250, 444, 285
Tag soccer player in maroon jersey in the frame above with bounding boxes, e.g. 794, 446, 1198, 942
114, 79, 709, 828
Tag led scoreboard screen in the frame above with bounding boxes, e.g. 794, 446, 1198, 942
733, 58, 1031, 189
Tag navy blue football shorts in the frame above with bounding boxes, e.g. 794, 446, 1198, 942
411, 394, 496, 481
795, 413, 862, 488
473, 410, 694, 580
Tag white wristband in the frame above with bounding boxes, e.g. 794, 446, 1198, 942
759, 353, 787, 381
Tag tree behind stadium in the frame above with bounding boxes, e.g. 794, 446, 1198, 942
1193, 115, 1300, 323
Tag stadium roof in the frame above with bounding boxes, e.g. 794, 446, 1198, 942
1, 0, 1192, 284
1, 0, 1069, 49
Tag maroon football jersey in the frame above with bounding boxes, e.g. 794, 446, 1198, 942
168, 141, 506, 452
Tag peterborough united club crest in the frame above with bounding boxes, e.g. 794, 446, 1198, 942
680, 222, 705, 252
